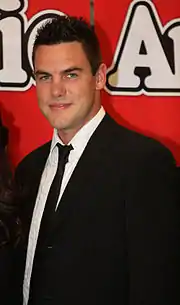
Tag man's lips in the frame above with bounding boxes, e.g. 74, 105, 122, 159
50, 103, 72, 109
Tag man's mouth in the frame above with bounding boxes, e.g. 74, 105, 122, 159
50, 103, 72, 110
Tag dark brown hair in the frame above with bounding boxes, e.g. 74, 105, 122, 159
32, 15, 102, 75
0, 119, 21, 248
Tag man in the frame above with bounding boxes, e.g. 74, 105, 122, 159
14, 16, 180, 305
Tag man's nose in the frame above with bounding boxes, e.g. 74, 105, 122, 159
51, 77, 66, 98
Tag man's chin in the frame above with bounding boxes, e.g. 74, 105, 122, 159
52, 123, 69, 131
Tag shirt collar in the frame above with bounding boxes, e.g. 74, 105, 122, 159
50, 106, 105, 155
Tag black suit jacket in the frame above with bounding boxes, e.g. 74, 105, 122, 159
14, 115, 180, 305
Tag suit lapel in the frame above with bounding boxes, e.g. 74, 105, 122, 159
22, 142, 51, 236
46, 114, 115, 239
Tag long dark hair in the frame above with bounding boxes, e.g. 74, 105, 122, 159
0, 118, 21, 248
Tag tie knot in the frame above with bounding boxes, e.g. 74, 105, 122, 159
57, 143, 73, 163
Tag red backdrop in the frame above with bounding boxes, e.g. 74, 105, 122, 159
1, 0, 180, 168
95, 0, 180, 165
0, 0, 89, 168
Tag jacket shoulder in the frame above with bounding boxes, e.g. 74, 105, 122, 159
15, 141, 51, 175
104, 114, 175, 164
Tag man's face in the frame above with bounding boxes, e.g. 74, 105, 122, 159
34, 41, 106, 141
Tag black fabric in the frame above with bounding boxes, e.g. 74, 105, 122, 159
37, 143, 73, 247
14, 115, 180, 305
0, 244, 14, 305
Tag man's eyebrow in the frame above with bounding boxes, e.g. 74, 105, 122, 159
34, 67, 82, 77
62, 67, 83, 73
34, 70, 51, 77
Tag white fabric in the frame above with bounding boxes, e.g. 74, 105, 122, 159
23, 107, 105, 305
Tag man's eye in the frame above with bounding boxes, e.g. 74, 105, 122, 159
39, 75, 50, 81
66, 73, 78, 79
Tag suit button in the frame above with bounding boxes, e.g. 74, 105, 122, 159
47, 245, 53, 249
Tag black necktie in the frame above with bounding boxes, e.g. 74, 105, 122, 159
37, 143, 73, 244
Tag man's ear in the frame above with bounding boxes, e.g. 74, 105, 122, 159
95, 63, 107, 90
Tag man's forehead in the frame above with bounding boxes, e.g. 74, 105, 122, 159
34, 43, 91, 72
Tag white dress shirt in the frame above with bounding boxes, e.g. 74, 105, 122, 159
23, 107, 105, 305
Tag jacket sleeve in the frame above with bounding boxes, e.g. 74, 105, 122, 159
126, 143, 180, 305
